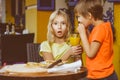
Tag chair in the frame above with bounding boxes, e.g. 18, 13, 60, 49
26, 43, 44, 62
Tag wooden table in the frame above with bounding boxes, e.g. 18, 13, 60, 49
0, 67, 87, 80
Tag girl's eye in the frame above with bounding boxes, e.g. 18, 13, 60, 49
53, 22, 57, 25
76, 16, 78, 19
78, 21, 81, 24
61, 22, 66, 25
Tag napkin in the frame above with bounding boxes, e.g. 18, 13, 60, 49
47, 60, 82, 73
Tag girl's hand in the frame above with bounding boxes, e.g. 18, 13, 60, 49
70, 45, 83, 56
61, 45, 83, 61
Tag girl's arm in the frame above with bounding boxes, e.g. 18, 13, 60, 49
77, 24, 101, 58
61, 45, 83, 61
42, 52, 54, 60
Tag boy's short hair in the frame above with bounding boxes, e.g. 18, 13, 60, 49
74, 0, 103, 20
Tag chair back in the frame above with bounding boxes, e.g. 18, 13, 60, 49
26, 43, 44, 62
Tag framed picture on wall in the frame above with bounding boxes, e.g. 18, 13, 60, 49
108, 0, 120, 2
37, 0, 55, 11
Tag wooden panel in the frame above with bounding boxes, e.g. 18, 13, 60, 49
0, 33, 34, 65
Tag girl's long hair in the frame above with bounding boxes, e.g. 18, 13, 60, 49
47, 10, 71, 43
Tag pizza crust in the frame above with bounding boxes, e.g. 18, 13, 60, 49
5, 63, 47, 73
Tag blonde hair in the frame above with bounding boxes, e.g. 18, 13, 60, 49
47, 10, 71, 43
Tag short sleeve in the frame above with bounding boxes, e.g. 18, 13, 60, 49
90, 25, 106, 43
39, 41, 52, 56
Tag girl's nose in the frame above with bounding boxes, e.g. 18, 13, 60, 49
58, 24, 62, 29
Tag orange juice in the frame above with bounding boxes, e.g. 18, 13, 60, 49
69, 33, 82, 63
69, 33, 80, 46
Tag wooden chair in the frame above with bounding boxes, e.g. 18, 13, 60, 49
26, 43, 44, 62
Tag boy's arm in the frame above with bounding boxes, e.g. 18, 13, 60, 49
77, 24, 101, 58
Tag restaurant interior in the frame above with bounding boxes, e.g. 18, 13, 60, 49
0, 0, 120, 80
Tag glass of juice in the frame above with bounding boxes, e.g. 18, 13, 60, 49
69, 32, 83, 63
69, 32, 80, 46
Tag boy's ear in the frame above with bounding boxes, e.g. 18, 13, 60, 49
87, 12, 92, 19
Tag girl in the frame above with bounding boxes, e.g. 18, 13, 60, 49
74, 0, 118, 80
40, 10, 82, 63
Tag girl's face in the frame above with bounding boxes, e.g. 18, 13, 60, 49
52, 15, 67, 38
77, 14, 91, 28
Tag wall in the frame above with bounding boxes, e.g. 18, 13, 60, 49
26, 8, 37, 42
37, 11, 52, 43
25, 0, 37, 42
114, 3, 120, 79
56, 0, 68, 9
25, 0, 36, 6
5, 0, 14, 23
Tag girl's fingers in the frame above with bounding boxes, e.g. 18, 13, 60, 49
71, 45, 83, 55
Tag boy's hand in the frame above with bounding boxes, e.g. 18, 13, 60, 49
77, 23, 86, 35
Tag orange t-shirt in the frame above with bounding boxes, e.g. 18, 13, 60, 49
87, 22, 114, 79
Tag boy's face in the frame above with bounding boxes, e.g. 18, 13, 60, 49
77, 14, 91, 28
52, 15, 67, 39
